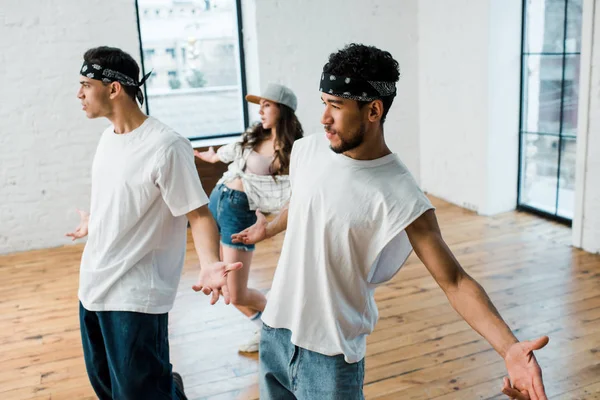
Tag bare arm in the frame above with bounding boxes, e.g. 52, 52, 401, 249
186, 205, 242, 304
193, 146, 221, 164
187, 205, 221, 267
405, 209, 518, 356
406, 209, 548, 400
266, 201, 289, 239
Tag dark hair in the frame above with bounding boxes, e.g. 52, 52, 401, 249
239, 104, 303, 177
322, 43, 400, 123
83, 46, 142, 104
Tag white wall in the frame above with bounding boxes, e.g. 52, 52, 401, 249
0, 0, 141, 254
252, 0, 421, 177
418, 0, 522, 215
573, 0, 600, 254
484, 0, 523, 215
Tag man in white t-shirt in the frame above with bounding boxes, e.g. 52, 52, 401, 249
231, 44, 549, 400
66, 46, 241, 400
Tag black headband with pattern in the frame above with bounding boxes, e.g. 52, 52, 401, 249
319, 72, 396, 101
80, 62, 152, 105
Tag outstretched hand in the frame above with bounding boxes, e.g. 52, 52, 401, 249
502, 336, 549, 400
231, 210, 268, 245
192, 261, 243, 304
65, 209, 89, 241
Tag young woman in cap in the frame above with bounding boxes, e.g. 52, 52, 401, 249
194, 83, 303, 352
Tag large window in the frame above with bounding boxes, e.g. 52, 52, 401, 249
518, 0, 583, 223
135, 0, 248, 140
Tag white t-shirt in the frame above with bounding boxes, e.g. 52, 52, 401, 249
78, 117, 209, 314
261, 134, 434, 363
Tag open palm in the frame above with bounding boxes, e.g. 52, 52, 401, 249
231, 210, 268, 245
65, 209, 89, 241
502, 336, 549, 400
192, 261, 243, 305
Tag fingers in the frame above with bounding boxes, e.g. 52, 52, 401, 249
225, 262, 243, 273
532, 376, 547, 400
502, 377, 531, 400
192, 283, 210, 293
221, 285, 231, 305
231, 231, 247, 243
65, 232, 80, 241
210, 289, 220, 305
526, 336, 550, 352
502, 387, 529, 400
502, 377, 511, 391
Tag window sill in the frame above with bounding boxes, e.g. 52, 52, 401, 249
190, 135, 240, 149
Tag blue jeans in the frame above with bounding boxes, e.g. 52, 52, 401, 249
259, 324, 365, 400
79, 302, 185, 400
208, 183, 257, 251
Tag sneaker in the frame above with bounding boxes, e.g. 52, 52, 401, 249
173, 371, 188, 400
238, 330, 261, 353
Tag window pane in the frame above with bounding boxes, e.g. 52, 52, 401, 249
138, 0, 246, 139
561, 55, 581, 135
565, 0, 583, 52
525, 0, 566, 53
521, 55, 564, 134
557, 138, 577, 218
519, 133, 559, 214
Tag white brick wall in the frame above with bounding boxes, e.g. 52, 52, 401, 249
0, 0, 141, 254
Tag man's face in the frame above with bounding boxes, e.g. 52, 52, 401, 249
77, 76, 111, 119
320, 92, 368, 154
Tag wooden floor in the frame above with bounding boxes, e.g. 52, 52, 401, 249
1, 196, 600, 400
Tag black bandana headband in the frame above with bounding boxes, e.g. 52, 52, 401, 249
319, 72, 396, 101
80, 62, 152, 105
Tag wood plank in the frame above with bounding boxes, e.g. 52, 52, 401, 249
0, 196, 598, 399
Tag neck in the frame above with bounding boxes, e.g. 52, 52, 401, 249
107, 101, 148, 134
343, 125, 391, 160
269, 127, 277, 141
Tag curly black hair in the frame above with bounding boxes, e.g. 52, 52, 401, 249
322, 43, 400, 123
84, 46, 142, 105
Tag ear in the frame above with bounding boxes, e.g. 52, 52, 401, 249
367, 99, 384, 122
108, 82, 122, 100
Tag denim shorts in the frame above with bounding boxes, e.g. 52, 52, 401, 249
208, 184, 257, 251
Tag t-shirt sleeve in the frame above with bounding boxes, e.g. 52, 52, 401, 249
365, 169, 436, 285
156, 138, 209, 217
391, 174, 435, 233
216, 141, 239, 164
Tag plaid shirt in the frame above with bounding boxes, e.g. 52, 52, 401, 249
216, 140, 291, 213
